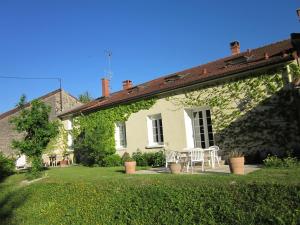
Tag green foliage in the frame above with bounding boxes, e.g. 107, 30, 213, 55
10, 99, 59, 175
132, 150, 165, 167
121, 152, 134, 162
73, 99, 156, 166
228, 150, 244, 158
102, 154, 122, 167
1, 166, 300, 225
78, 91, 93, 103
15, 94, 27, 107
264, 155, 299, 168
168, 69, 299, 159
289, 63, 300, 79
0, 153, 15, 179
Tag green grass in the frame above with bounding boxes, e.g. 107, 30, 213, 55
1, 166, 300, 225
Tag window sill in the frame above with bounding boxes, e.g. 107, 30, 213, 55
116, 147, 127, 151
145, 144, 165, 149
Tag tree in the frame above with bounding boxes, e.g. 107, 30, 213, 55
10, 99, 58, 176
78, 91, 93, 103
15, 94, 27, 107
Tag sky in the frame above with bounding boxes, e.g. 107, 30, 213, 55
0, 0, 299, 113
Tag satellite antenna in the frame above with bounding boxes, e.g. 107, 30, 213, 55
104, 50, 113, 80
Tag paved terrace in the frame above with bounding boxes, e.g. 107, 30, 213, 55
136, 165, 262, 175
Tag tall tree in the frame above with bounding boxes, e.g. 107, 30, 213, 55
78, 91, 93, 103
10, 99, 58, 176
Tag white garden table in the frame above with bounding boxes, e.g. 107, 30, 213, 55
180, 148, 215, 172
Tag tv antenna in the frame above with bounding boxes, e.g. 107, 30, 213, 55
104, 50, 113, 80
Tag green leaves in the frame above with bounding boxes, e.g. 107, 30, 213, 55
73, 99, 157, 166
10, 99, 59, 172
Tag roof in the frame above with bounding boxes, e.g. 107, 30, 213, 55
0, 89, 78, 120
59, 34, 300, 117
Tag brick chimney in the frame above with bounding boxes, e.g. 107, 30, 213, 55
122, 80, 133, 90
230, 41, 240, 55
102, 78, 110, 97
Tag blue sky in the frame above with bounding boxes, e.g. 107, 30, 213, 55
0, 0, 299, 113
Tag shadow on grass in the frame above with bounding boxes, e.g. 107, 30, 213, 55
0, 175, 29, 225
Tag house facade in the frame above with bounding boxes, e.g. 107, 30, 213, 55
60, 33, 300, 162
0, 89, 81, 166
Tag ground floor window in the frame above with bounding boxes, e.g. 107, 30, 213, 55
192, 109, 214, 148
115, 122, 127, 149
147, 114, 164, 146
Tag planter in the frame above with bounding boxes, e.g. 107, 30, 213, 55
229, 157, 244, 175
170, 163, 181, 174
125, 161, 136, 174
60, 160, 69, 167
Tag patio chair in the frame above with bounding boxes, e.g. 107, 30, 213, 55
208, 146, 220, 167
165, 151, 180, 168
188, 148, 205, 173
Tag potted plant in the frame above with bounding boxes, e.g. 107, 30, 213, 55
60, 151, 69, 167
228, 150, 244, 175
122, 152, 136, 174
169, 162, 181, 174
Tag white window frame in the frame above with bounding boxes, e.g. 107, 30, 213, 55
184, 107, 214, 149
147, 114, 164, 147
115, 122, 127, 150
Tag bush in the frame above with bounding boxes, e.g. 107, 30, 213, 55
132, 150, 165, 167
263, 155, 298, 168
0, 153, 15, 179
102, 154, 122, 167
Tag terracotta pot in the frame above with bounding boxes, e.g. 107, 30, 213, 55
170, 163, 181, 174
229, 157, 244, 175
125, 161, 136, 174
60, 160, 68, 167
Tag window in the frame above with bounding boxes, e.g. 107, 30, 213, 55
147, 114, 164, 146
192, 109, 214, 148
115, 122, 127, 149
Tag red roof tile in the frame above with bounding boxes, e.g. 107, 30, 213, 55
59, 37, 299, 117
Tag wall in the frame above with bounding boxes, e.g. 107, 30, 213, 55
116, 65, 300, 161
0, 90, 81, 157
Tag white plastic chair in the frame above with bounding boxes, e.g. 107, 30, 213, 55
165, 151, 180, 168
188, 148, 205, 173
208, 146, 220, 167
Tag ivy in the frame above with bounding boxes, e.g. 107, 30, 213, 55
72, 98, 156, 165
167, 68, 300, 160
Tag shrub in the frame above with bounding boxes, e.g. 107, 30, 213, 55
132, 150, 165, 167
263, 155, 298, 168
121, 152, 134, 162
0, 153, 15, 179
102, 154, 122, 167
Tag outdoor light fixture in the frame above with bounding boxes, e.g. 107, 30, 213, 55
297, 8, 300, 20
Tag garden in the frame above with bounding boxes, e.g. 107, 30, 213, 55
0, 163, 300, 225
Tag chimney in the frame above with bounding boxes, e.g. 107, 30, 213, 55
230, 41, 240, 55
122, 80, 133, 90
102, 78, 110, 97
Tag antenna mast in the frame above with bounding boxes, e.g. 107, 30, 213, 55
105, 50, 113, 80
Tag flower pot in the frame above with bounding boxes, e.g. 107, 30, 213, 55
60, 160, 68, 167
125, 161, 136, 174
170, 163, 181, 174
229, 157, 244, 175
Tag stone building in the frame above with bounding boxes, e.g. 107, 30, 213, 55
0, 89, 81, 158
60, 33, 300, 163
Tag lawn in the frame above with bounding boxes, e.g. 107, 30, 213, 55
1, 166, 300, 225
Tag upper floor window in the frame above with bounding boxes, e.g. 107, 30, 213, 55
147, 114, 164, 146
115, 122, 127, 149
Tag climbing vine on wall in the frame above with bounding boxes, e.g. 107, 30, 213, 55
72, 98, 156, 165
45, 121, 68, 155
167, 67, 300, 160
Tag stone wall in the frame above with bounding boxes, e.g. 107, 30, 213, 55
0, 90, 81, 157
